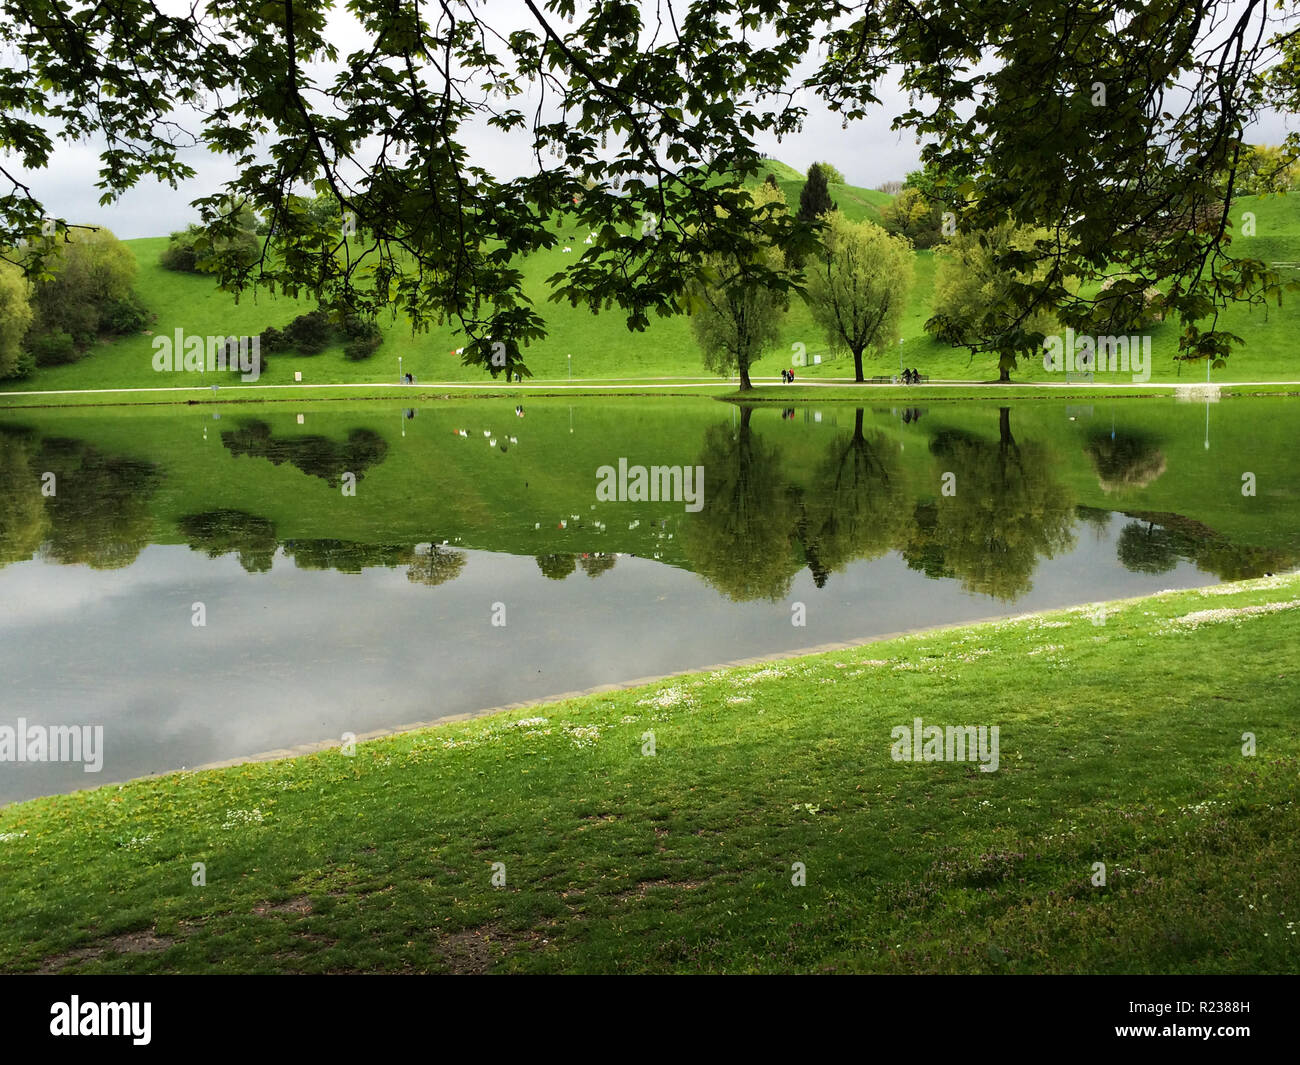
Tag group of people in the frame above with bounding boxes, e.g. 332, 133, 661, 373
781, 368, 797, 383
901, 367, 924, 384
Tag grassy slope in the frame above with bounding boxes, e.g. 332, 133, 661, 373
4, 175, 1300, 395
1, 573, 1297, 974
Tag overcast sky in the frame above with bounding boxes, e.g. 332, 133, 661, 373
8, 2, 1296, 240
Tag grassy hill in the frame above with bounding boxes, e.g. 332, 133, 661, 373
4, 168, 1300, 394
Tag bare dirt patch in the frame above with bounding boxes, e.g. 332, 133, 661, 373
437, 925, 502, 974
37, 929, 175, 973
253, 895, 314, 916
616, 878, 707, 901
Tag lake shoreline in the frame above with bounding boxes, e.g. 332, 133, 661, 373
3, 572, 1298, 974
3, 380, 1300, 410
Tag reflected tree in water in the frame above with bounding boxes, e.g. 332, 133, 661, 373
536, 553, 577, 580
177, 510, 278, 573
1116, 509, 1299, 581
1116, 520, 1180, 574
924, 408, 1076, 600
1084, 428, 1166, 493
1075, 504, 1113, 541
0, 427, 47, 566
799, 409, 908, 586
578, 552, 617, 579
221, 420, 389, 487
407, 544, 467, 587
36, 437, 161, 569
901, 500, 955, 581
684, 407, 800, 601
282, 539, 412, 573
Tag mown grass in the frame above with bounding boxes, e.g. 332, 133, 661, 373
1, 574, 1297, 974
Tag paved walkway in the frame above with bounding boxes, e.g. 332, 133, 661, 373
2, 377, 1298, 397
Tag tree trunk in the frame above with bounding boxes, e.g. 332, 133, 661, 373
853, 348, 865, 383
738, 363, 752, 391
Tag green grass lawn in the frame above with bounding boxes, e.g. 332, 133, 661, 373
7, 172, 1300, 401
1, 573, 1297, 974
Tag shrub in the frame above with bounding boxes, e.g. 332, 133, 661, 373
219, 227, 262, 271
343, 334, 382, 361
284, 310, 333, 354
0, 261, 33, 379
27, 227, 136, 344
101, 295, 149, 335
258, 325, 288, 353
341, 313, 381, 341
160, 222, 261, 274
28, 331, 79, 366
159, 231, 201, 272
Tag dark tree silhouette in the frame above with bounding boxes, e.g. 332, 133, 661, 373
797, 163, 837, 223
221, 420, 389, 487
1116, 520, 1180, 574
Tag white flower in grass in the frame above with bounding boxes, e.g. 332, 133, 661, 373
221, 808, 266, 830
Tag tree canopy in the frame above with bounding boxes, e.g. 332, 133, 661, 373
805, 212, 913, 382
0, 0, 1291, 375
688, 181, 790, 390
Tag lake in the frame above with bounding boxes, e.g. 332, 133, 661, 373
1, 395, 1296, 803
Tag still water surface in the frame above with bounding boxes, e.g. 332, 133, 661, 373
1, 396, 1295, 802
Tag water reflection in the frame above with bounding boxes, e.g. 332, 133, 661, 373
1, 429, 161, 570
222, 419, 388, 487
0, 402, 1296, 601
1084, 427, 1167, 493
3, 398, 1299, 801
920, 408, 1076, 600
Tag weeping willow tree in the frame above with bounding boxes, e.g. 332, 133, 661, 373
688, 182, 791, 391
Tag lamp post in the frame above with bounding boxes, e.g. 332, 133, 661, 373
898, 337, 903, 380
398, 356, 403, 384
1205, 358, 1211, 450
567, 353, 572, 381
